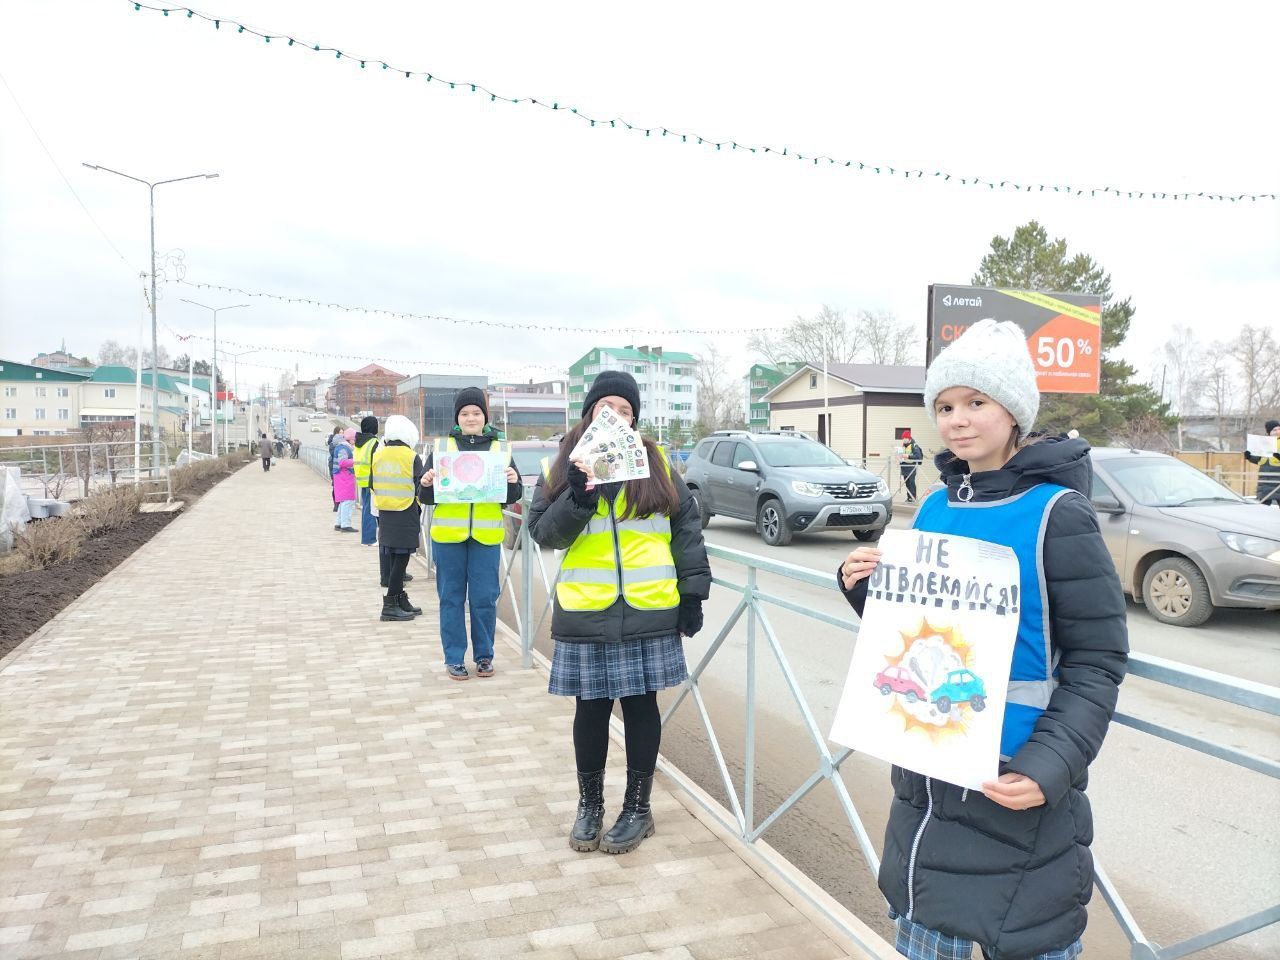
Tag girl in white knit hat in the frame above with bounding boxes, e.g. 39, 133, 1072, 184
838, 319, 1128, 960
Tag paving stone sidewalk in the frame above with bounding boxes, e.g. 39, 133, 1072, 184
0, 459, 890, 960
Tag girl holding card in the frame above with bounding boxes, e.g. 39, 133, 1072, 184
527, 370, 711, 855
837, 320, 1128, 960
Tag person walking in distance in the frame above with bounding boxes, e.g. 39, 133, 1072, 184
900, 429, 923, 503
837, 320, 1127, 960
257, 433, 272, 472
353, 416, 381, 545
333, 428, 358, 533
1244, 419, 1280, 506
419, 388, 522, 680
527, 371, 711, 855
372, 415, 426, 622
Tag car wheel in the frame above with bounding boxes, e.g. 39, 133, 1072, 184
934, 696, 951, 714
757, 498, 792, 546
969, 695, 986, 712
879, 684, 892, 696
904, 691, 919, 704
853, 529, 881, 542
690, 488, 711, 530
1142, 557, 1214, 627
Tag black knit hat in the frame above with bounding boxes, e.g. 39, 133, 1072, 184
581, 370, 641, 426
453, 386, 489, 425
1266, 419, 1280, 433
359, 415, 379, 434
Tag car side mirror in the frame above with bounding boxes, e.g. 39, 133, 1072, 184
1092, 494, 1124, 515
738, 460, 759, 472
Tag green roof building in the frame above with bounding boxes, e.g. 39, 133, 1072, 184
744, 362, 802, 432
567, 345, 698, 436
0, 359, 91, 436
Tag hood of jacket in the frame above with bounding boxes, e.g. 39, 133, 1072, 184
446, 428, 501, 450
355, 431, 377, 448
935, 436, 1092, 501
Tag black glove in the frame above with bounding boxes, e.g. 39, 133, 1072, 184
567, 462, 598, 507
677, 597, 704, 637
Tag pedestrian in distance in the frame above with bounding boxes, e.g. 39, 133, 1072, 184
527, 371, 711, 855
837, 319, 1128, 960
257, 432, 272, 472
419, 388, 522, 681
900, 429, 924, 503
328, 426, 342, 511
333, 428, 358, 533
353, 415, 381, 545
1244, 419, 1280, 506
372, 415, 427, 622
291, 437, 301, 459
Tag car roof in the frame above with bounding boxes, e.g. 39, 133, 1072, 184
1090, 447, 1178, 461
510, 440, 559, 449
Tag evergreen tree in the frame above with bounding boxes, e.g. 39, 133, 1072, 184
972, 221, 1173, 444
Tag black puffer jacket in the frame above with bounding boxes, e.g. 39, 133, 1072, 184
527, 466, 711, 644
839, 438, 1128, 959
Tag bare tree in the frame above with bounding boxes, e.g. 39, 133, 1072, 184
95, 340, 171, 370
747, 305, 865, 367
694, 341, 745, 438
1158, 324, 1204, 447
1200, 351, 1238, 450
1109, 413, 1174, 452
858, 309, 921, 365
1227, 324, 1280, 428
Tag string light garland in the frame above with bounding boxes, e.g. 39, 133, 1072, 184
121, 1, 1275, 203
168, 277, 776, 336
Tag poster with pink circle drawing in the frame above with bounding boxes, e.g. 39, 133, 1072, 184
434, 450, 508, 503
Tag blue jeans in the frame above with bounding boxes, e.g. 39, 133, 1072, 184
433, 539, 500, 666
337, 499, 355, 528
360, 487, 377, 544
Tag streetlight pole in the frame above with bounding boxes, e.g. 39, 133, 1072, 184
83, 163, 219, 466
223, 349, 256, 453
179, 300, 248, 456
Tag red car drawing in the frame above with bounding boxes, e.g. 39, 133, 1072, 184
873, 665, 927, 703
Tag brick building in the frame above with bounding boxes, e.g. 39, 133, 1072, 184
332, 363, 405, 419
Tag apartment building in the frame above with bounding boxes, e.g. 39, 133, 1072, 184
0, 359, 89, 437
567, 346, 697, 436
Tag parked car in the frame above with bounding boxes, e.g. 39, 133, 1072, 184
930, 669, 986, 713
873, 665, 927, 703
310, 425, 322, 432
297, 415, 308, 423
503, 439, 561, 549
1089, 447, 1280, 627
683, 431, 892, 546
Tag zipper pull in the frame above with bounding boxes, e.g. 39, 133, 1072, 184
956, 473, 974, 502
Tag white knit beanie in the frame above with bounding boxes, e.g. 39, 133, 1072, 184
923, 319, 1040, 440
382, 414, 420, 449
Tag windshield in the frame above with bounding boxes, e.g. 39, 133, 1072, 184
512, 449, 552, 478
757, 439, 847, 468
1101, 456, 1244, 507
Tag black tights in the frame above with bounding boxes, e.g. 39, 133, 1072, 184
385, 553, 410, 597
573, 692, 661, 774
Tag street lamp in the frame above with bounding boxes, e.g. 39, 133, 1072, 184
221, 348, 257, 454
83, 162, 219, 466
179, 299, 248, 455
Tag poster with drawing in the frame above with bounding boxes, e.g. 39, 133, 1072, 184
1245, 434, 1280, 458
433, 450, 509, 503
570, 405, 650, 483
829, 529, 1020, 790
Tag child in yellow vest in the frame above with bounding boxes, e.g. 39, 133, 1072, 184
419, 388, 522, 680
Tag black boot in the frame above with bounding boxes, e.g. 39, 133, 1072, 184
569, 770, 606, 852
599, 769, 654, 854
398, 592, 422, 616
380, 594, 414, 622
379, 550, 390, 588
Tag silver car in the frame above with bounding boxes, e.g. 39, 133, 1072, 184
1089, 447, 1280, 626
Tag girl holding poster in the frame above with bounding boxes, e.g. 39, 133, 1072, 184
838, 319, 1128, 960
527, 371, 711, 855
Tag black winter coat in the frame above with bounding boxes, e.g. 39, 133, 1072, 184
527, 467, 711, 644
375, 440, 426, 551
839, 438, 1128, 959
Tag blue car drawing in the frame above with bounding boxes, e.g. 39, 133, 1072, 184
930, 669, 987, 714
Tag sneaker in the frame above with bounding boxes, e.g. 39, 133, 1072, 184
446, 664, 470, 681
476, 659, 494, 678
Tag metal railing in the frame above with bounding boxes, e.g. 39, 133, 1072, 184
495, 490, 1279, 960
0, 441, 172, 503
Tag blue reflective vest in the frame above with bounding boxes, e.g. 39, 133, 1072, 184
914, 482, 1074, 759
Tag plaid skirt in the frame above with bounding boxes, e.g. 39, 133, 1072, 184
892, 914, 1082, 960
548, 635, 687, 700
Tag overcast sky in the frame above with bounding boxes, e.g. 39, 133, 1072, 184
2, 0, 1277, 395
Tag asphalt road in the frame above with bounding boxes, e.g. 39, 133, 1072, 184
503, 510, 1279, 958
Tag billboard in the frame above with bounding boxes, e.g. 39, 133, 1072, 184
926, 284, 1102, 394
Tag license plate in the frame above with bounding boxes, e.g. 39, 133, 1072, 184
839, 506, 869, 517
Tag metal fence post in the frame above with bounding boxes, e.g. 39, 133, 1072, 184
744, 566, 757, 836
520, 493, 534, 668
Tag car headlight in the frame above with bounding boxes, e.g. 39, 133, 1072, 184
876, 478, 889, 496
791, 480, 825, 497
1219, 531, 1280, 562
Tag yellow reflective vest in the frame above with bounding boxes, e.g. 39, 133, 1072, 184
430, 437, 510, 545
371, 444, 416, 511
354, 436, 378, 488
544, 452, 679, 612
